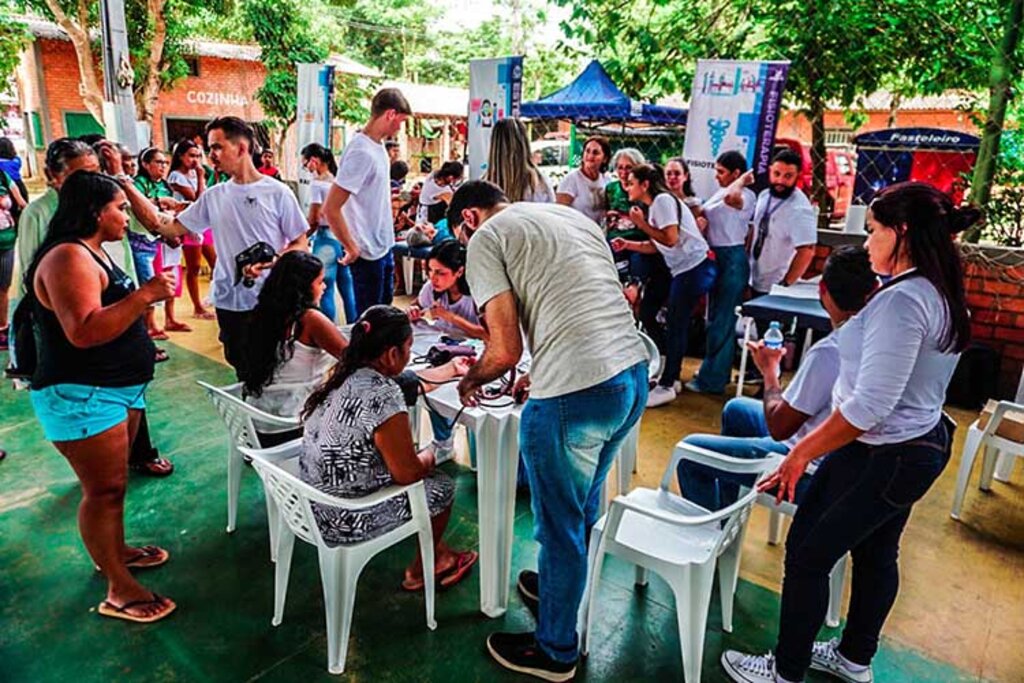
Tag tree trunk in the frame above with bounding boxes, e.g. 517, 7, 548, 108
136, 0, 169, 127
966, 0, 1023, 243
887, 92, 902, 128
46, 0, 106, 128
810, 98, 831, 229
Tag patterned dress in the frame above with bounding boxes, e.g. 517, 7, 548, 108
300, 367, 455, 546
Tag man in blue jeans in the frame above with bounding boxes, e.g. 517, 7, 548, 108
678, 246, 878, 510
323, 88, 412, 315
689, 151, 757, 394
452, 181, 649, 682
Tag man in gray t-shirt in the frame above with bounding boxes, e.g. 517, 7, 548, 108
451, 181, 649, 681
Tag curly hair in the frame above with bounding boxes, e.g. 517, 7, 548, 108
243, 251, 325, 399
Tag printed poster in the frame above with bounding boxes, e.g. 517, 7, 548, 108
683, 59, 790, 199
468, 56, 524, 180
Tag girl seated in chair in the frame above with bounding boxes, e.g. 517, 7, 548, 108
300, 305, 478, 590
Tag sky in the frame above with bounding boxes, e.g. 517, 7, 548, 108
442, 0, 569, 44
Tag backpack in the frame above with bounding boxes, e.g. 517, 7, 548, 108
0, 169, 15, 251
6, 292, 36, 380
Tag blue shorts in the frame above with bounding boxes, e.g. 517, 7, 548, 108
31, 383, 147, 442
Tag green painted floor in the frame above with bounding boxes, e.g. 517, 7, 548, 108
0, 346, 985, 682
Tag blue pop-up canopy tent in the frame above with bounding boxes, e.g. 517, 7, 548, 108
521, 60, 688, 126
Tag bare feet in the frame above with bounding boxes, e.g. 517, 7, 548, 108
193, 308, 216, 320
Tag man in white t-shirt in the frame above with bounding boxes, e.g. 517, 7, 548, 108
750, 148, 818, 296
144, 117, 308, 380
322, 88, 412, 315
677, 246, 877, 510
450, 180, 648, 683
690, 151, 757, 394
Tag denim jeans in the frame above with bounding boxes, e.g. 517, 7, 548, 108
774, 418, 953, 681
311, 227, 357, 324
659, 258, 717, 388
677, 397, 791, 510
350, 252, 395, 317
521, 362, 649, 663
695, 245, 749, 393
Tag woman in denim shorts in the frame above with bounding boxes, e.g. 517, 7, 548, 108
26, 171, 177, 624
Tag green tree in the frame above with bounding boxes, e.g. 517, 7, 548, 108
557, 0, 1018, 227
243, 0, 371, 154
0, 12, 31, 102
17, 0, 215, 132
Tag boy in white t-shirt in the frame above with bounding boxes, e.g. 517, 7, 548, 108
145, 117, 309, 381
322, 88, 413, 316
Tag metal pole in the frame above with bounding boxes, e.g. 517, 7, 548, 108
99, 0, 139, 151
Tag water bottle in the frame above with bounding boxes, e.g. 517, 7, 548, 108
764, 321, 785, 350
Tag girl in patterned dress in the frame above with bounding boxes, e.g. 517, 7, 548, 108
301, 305, 478, 590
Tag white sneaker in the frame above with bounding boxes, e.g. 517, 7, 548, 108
810, 638, 873, 683
646, 385, 677, 408
673, 380, 683, 393
721, 651, 785, 683
431, 438, 455, 464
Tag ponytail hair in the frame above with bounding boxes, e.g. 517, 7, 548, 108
629, 164, 673, 200
300, 142, 338, 176
869, 181, 980, 353
302, 306, 412, 419
428, 239, 470, 296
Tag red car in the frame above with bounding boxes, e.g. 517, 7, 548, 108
775, 138, 856, 220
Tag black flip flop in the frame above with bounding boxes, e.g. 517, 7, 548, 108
98, 594, 176, 624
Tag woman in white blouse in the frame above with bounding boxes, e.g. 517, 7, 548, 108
555, 135, 611, 224
611, 164, 716, 407
722, 182, 980, 683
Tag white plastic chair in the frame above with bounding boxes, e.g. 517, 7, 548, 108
619, 330, 662, 479
581, 442, 775, 683
197, 381, 302, 560
952, 399, 1024, 519
240, 442, 437, 675
722, 448, 848, 628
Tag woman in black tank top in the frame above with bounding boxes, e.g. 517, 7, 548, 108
25, 171, 177, 624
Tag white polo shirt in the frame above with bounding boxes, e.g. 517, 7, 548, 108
703, 187, 756, 248
781, 331, 839, 449
750, 188, 817, 292
833, 273, 960, 445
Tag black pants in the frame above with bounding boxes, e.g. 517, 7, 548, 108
215, 308, 254, 382
638, 257, 672, 354
128, 410, 158, 464
774, 418, 953, 680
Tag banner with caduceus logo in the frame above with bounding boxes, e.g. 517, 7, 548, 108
682, 59, 790, 200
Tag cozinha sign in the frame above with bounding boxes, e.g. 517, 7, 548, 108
186, 90, 249, 107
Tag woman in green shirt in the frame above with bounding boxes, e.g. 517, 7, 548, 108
132, 148, 176, 339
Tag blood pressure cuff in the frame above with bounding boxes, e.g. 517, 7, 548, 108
394, 370, 421, 407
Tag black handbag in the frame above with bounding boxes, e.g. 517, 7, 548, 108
6, 293, 37, 380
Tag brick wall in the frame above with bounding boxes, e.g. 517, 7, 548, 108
812, 231, 1024, 398
31, 39, 266, 149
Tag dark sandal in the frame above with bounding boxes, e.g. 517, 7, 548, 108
97, 593, 176, 623
154, 349, 170, 363
95, 545, 170, 572
131, 457, 174, 477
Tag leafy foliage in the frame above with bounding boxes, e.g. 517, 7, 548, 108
0, 12, 31, 100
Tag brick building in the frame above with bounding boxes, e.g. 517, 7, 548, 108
11, 16, 469, 177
